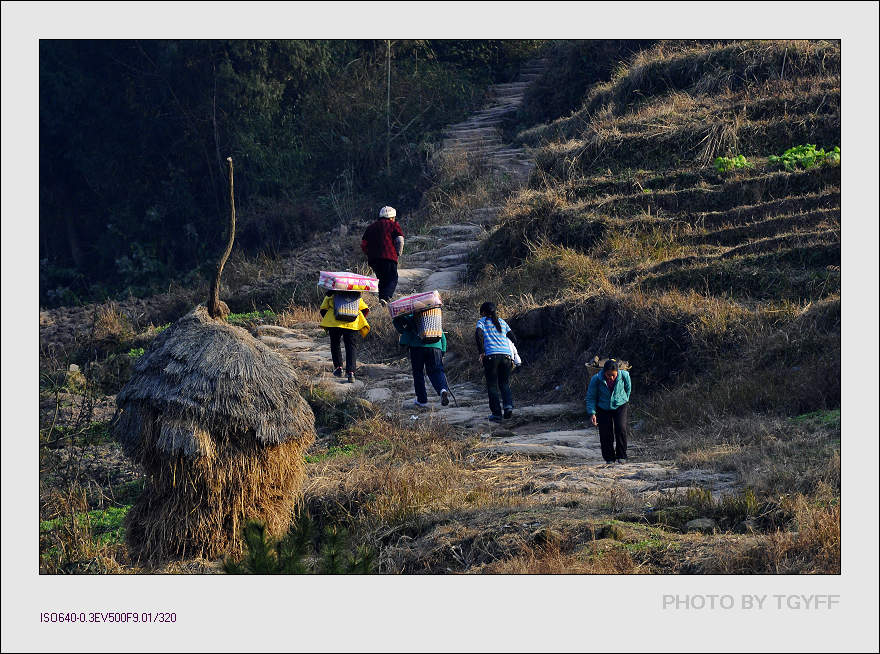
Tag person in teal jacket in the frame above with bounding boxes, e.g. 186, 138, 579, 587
585, 359, 632, 464
392, 312, 452, 407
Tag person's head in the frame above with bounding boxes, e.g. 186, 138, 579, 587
603, 358, 619, 383
379, 206, 397, 221
479, 301, 502, 331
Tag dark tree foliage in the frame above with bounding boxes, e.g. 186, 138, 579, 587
40, 39, 543, 306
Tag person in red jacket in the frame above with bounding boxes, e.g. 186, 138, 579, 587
361, 206, 404, 305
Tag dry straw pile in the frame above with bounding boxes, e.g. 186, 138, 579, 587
114, 305, 316, 561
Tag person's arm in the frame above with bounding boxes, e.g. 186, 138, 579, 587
392, 221, 404, 256
622, 370, 631, 399
359, 297, 370, 318
506, 329, 518, 346
319, 296, 330, 317
586, 376, 598, 425
392, 314, 407, 334
475, 327, 486, 358
361, 227, 370, 255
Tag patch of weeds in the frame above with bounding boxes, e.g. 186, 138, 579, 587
41, 505, 130, 548
650, 505, 699, 530
623, 537, 666, 553
305, 443, 362, 464
650, 487, 781, 532
713, 154, 753, 173
226, 310, 277, 326
791, 408, 840, 430
769, 144, 840, 170
127, 347, 145, 359
41, 421, 114, 448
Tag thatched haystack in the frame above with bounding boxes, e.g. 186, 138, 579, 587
114, 305, 316, 561
114, 157, 315, 561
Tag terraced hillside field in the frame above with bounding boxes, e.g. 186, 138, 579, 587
480, 40, 840, 421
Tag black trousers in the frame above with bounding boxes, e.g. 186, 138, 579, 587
409, 347, 449, 403
369, 258, 399, 301
597, 403, 629, 462
483, 354, 513, 417
328, 327, 357, 373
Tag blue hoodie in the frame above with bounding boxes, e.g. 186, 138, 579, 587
585, 370, 631, 415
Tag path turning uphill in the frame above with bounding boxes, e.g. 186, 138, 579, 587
256, 59, 737, 502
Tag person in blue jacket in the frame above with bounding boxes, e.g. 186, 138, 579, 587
585, 359, 632, 464
392, 311, 451, 407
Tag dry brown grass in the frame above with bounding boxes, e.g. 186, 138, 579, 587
706, 489, 840, 573
648, 412, 840, 493
416, 148, 523, 232
305, 415, 519, 528
274, 302, 322, 328
91, 302, 134, 343
479, 540, 644, 574
582, 40, 839, 120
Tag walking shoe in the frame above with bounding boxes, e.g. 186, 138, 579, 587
440, 389, 450, 406
333, 367, 344, 378
412, 398, 429, 407
617, 457, 628, 464
488, 414, 503, 423
503, 408, 513, 419
346, 372, 355, 383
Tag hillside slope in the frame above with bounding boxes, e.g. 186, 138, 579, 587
481, 40, 840, 421
38, 42, 841, 575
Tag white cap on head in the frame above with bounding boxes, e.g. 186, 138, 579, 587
379, 206, 396, 219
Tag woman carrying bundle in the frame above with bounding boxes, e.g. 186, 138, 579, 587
319, 290, 370, 383
393, 311, 452, 407
475, 302, 518, 423
585, 358, 632, 464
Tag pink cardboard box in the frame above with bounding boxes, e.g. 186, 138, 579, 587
317, 271, 379, 293
388, 290, 442, 318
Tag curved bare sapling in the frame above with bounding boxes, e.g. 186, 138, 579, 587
208, 157, 235, 319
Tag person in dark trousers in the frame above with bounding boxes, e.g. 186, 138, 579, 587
361, 205, 404, 305
393, 312, 452, 407
585, 359, 632, 464
318, 290, 370, 383
475, 302, 518, 423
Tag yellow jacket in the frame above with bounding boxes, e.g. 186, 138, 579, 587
319, 295, 371, 337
